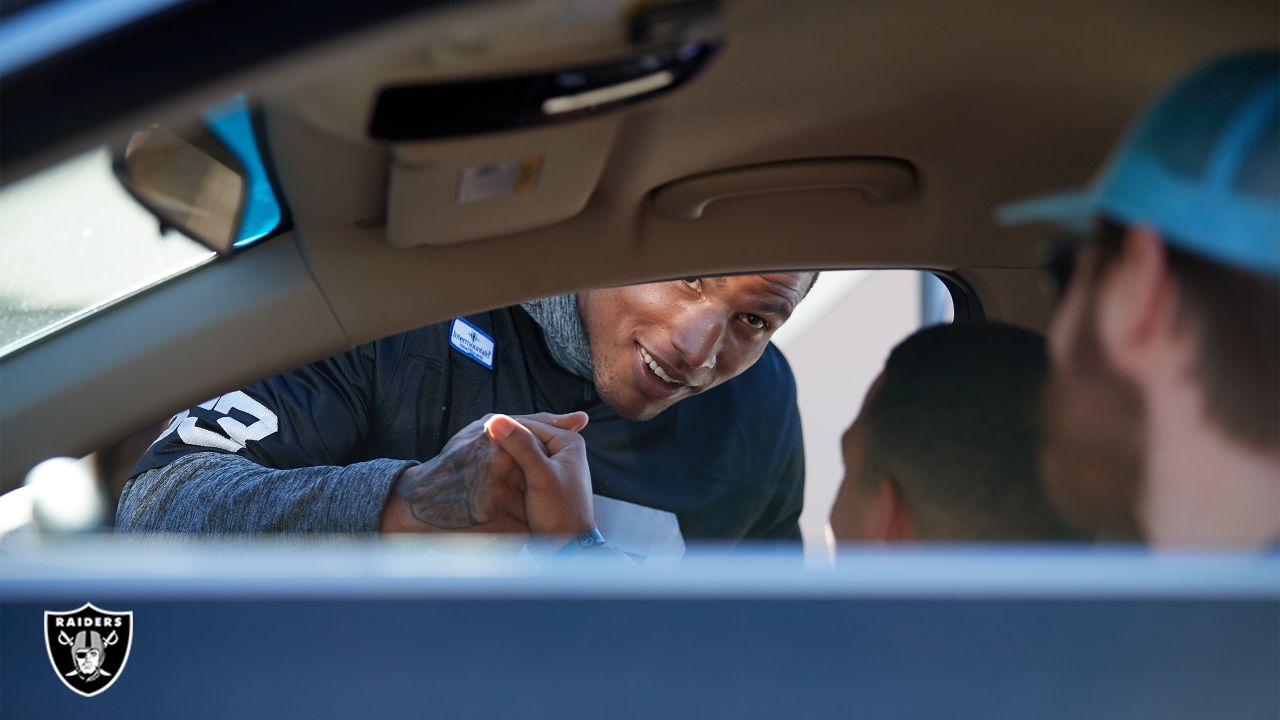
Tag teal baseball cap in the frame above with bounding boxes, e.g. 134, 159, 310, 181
997, 50, 1280, 277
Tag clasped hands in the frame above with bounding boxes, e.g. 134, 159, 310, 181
380, 411, 594, 537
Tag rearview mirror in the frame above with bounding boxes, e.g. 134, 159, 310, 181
114, 95, 284, 256
119, 125, 247, 254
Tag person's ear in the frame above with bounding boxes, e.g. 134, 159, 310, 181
1095, 225, 1177, 376
878, 476, 917, 542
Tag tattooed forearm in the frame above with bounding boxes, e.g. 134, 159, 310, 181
395, 438, 495, 530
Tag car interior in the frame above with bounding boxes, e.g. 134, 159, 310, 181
5, 0, 1276, 490
0, 1, 1277, 716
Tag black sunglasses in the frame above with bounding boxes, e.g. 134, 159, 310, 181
1040, 235, 1083, 303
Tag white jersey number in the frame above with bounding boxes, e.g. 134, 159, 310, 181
152, 391, 280, 453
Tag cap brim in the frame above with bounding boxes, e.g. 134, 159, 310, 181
995, 190, 1097, 233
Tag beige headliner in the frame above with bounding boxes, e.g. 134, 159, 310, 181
266, 0, 1277, 343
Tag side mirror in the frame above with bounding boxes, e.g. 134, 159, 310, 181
118, 125, 247, 254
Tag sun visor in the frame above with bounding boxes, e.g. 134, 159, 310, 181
386, 117, 619, 247
373, 35, 720, 247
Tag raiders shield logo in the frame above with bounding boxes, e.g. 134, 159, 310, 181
44, 603, 133, 697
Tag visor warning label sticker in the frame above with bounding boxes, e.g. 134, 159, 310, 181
457, 155, 543, 204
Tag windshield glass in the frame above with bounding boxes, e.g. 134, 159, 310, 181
0, 147, 214, 354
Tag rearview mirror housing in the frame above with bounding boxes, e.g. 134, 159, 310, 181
118, 124, 246, 255
114, 95, 283, 256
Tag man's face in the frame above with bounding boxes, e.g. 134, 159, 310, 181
1043, 243, 1144, 539
580, 273, 810, 421
76, 648, 101, 675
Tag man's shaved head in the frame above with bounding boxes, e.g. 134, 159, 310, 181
835, 322, 1074, 541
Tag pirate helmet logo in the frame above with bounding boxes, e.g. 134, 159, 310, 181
44, 603, 133, 697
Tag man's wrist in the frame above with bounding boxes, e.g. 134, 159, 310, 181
379, 462, 432, 533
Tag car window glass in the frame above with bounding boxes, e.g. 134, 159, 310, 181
5, 266, 957, 550
2, 270, 956, 554
0, 147, 216, 355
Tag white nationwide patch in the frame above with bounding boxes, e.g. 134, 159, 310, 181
45, 603, 134, 698
449, 318, 496, 369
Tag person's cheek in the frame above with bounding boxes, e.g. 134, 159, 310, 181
830, 453, 867, 542
710, 335, 758, 383
829, 482, 856, 541
1049, 281, 1084, 368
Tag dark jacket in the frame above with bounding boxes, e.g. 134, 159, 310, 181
120, 307, 804, 541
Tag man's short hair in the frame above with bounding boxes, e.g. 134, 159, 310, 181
1092, 217, 1280, 451
859, 322, 1073, 540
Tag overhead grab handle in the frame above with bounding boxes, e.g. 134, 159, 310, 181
651, 158, 917, 221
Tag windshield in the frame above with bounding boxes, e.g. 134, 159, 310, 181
0, 147, 214, 354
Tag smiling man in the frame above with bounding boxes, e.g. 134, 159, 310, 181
119, 273, 814, 554
581, 276, 804, 420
